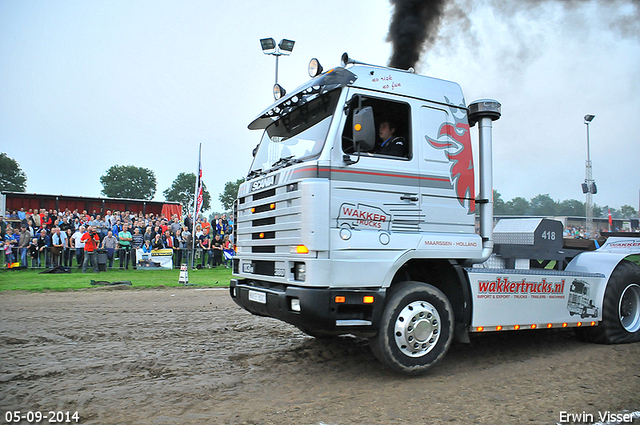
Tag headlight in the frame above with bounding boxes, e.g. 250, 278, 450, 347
290, 298, 301, 312
293, 262, 306, 281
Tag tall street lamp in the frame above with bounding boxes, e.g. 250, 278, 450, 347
260, 38, 295, 100
582, 114, 597, 238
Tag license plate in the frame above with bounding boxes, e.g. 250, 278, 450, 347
248, 290, 267, 304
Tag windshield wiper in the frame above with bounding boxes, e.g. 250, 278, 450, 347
271, 156, 294, 168
271, 156, 302, 171
247, 168, 265, 179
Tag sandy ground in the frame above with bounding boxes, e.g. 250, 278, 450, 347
0, 287, 639, 425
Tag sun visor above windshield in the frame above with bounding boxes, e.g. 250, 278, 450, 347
248, 68, 357, 130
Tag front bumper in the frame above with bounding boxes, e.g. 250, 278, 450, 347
230, 279, 386, 337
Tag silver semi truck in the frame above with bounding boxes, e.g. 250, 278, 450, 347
230, 53, 640, 375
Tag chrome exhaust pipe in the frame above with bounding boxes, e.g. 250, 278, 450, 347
468, 99, 501, 264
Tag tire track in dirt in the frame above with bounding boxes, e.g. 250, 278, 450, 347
1, 288, 638, 424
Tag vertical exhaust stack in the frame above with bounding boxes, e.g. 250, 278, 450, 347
468, 99, 501, 264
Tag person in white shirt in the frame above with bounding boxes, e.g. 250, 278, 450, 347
71, 226, 86, 268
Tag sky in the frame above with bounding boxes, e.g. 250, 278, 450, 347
1, 0, 639, 214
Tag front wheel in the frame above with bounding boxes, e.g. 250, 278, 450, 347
576, 260, 640, 343
369, 281, 454, 375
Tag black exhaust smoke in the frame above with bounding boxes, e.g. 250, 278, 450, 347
387, 0, 639, 72
387, 0, 448, 70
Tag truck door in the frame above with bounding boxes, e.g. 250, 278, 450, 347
332, 93, 421, 253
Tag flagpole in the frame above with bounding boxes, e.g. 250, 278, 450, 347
191, 143, 202, 269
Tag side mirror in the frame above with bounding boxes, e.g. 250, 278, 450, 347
352, 106, 375, 153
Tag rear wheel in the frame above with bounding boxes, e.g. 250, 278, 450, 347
369, 281, 454, 375
576, 260, 640, 343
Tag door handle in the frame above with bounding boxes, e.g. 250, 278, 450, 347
400, 194, 418, 202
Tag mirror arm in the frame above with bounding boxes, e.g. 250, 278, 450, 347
343, 144, 361, 166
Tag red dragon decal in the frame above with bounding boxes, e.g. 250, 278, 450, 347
427, 116, 475, 214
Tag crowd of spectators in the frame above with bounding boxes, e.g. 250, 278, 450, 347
4, 207, 638, 270
563, 225, 640, 239
1, 208, 234, 271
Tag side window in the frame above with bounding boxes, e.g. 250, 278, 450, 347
342, 96, 411, 159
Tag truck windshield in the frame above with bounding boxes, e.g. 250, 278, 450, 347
249, 89, 340, 175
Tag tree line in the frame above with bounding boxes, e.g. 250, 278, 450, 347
494, 191, 638, 220
99, 165, 243, 213
0, 156, 243, 213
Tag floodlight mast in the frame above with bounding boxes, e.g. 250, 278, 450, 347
259, 38, 295, 86
584, 114, 595, 238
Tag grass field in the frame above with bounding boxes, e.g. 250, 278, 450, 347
0, 266, 232, 292
2, 255, 638, 292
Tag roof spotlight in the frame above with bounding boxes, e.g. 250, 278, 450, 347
308, 58, 323, 77
273, 83, 286, 100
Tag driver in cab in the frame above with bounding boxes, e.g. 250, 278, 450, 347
376, 119, 406, 157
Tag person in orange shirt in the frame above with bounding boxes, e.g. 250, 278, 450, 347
201, 217, 211, 238
81, 225, 100, 273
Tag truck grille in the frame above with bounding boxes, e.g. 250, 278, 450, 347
236, 179, 302, 278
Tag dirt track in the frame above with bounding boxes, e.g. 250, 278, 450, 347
0, 287, 639, 425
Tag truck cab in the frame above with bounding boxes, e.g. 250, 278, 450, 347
232, 55, 482, 322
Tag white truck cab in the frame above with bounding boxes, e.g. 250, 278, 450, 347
230, 53, 640, 374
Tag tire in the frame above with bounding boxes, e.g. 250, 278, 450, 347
575, 260, 640, 344
369, 281, 454, 375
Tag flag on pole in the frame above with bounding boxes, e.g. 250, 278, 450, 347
193, 143, 203, 221
190, 143, 203, 270
608, 208, 612, 229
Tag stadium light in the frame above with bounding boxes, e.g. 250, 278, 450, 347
583, 114, 596, 238
260, 38, 295, 99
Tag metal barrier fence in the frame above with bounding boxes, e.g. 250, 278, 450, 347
1, 247, 232, 270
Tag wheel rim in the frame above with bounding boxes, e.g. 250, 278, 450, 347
619, 283, 640, 333
394, 300, 441, 357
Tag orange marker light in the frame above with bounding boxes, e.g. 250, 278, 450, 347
562, 323, 568, 328
354, 124, 362, 132
496, 326, 503, 331
476, 326, 484, 332
546, 323, 553, 328
259, 233, 265, 239
335, 296, 346, 303
514, 325, 521, 330
577, 322, 583, 327
251, 208, 256, 213
296, 245, 309, 254
270, 203, 276, 210
363, 296, 374, 304
531, 324, 537, 329
590, 321, 596, 326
